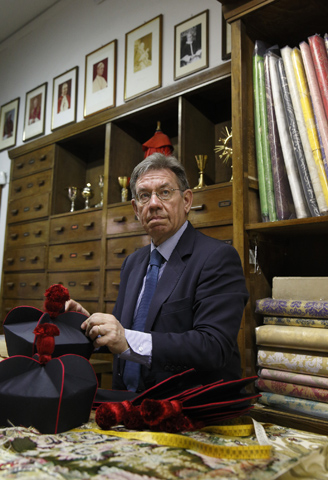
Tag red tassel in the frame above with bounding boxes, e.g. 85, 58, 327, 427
123, 404, 146, 430
96, 402, 126, 429
140, 399, 182, 426
33, 323, 60, 364
44, 284, 70, 318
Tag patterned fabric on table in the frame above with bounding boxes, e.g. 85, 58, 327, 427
0, 421, 328, 479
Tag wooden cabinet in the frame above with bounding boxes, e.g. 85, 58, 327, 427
221, 0, 328, 433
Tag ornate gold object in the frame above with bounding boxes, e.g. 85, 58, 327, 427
214, 126, 233, 182
67, 186, 78, 212
118, 176, 130, 202
82, 183, 93, 209
194, 155, 207, 189
95, 174, 104, 208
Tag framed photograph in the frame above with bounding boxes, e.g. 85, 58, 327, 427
0, 98, 19, 151
124, 15, 162, 102
23, 83, 47, 141
174, 10, 209, 81
222, 14, 231, 60
52, 67, 78, 130
84, 40, 117, 117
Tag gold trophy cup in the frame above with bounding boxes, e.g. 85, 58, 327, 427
194, 155, 207, 189
82, 183, 94, 209
118, 176, 130, 202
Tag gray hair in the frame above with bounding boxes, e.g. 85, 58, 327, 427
130, 153, 190, 198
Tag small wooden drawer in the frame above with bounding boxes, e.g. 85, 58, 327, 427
188, 186, 233, 227
48, 240, 101, 271
47, 271, 101, 299
2, 298, 44, 321
3, 272, 47, 299
12, 145, 54, 179
104, 302, 115, 314
6, 220, 49, 247
106, 234, 150, 268
197, 225, 233, 245
8, 192, 50, 224
50, 210, 102, 244
107, 204, 143, 236
4, 245, 46, 271
10, 170, 52, 201
105, 270, 121, 301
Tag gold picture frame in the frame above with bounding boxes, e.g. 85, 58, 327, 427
84, 40, 117, 117
51, 66, 78, 131
0, 97, 19, 151
124, 15, 162, 102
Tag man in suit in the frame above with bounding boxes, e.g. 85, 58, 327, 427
66, 153, 249, 392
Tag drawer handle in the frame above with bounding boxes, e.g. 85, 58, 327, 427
16, 162, 24, 169
11, 209, 18, 215
113, 216, 126, 223
6, 282, 14, 288
82, 252, 93, 258
6, 258, 14, 264
219, 200, 231, 208
112, 282, 120, 286
55, 226, 64, 232
30, 256, 38, 262
40, 154, 47, 161
113, 248, 126, 254
83, 222, 94, 228
30, 282, 40, 287
38, 180, 45, 186
14, 186, 22, 193
34, 204, 42, 211
81, 281, 92, 287
190, 204, 205, 211
34, 230, 42, 236
10, 233, 18, 239
54, 254, 63, 260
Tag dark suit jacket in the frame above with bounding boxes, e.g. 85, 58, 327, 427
112, 221, 249, 391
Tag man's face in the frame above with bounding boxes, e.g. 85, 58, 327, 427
132, 168, 193, 246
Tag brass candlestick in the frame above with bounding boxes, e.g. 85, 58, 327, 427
82, 183, 93, 209
194, 155, 207, 189
118, 176, 130, 202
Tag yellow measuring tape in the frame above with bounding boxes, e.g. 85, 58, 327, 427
74, 423, 272, 460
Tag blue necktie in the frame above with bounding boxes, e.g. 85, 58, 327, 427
123, 248, 163, 391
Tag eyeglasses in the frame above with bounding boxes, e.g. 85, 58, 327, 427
135, 187, 183, 205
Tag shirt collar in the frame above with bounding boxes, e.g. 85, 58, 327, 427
151, 221, 188, 262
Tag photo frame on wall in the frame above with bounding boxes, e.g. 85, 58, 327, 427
0, 98, 19, 151
222, 14, 231, 60
84, 40, 117, 118
23, 83, 47, 142
174, 10, 209, 81
52, 67, 78, 130
124, 15, 162, 102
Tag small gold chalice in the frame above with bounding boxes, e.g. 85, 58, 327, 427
82, 183, 94, 209
118, 176, 130, 202
67, 186, 78, 212
194, 155, 208, 189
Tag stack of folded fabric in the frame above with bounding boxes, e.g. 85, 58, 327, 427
255, 276, 328, 420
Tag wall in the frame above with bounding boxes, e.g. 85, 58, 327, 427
0, 0, 224, 277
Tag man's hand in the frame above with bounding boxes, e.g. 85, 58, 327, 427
81, 313, 129, 354
65, 299, 90, 317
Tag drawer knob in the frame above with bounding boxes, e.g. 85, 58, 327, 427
30, 256, 38, 262
14, 186, 22, 193
6, 282, 14, 288
11, 209, 18, 216
190, 204, 205, 211
40, 154, 47, 161
30, 282, 40, 287
81, 281, 92, 287
16, 162, 24, 169
82, 252, 93, 258
112, 282, 120, 287
55, 226, 64, 232
34, 204, 42, 211
54, 254, 63, 260
38, 180, 45, 186
113, 248, 126, 254
6, 258, 14, 264
34, 230, 42, 236
83, 222, 94, 228
113, 216, 126, 223
10, 233, 18, 240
